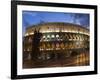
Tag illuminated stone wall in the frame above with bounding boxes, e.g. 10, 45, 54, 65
23, 22, 90, 66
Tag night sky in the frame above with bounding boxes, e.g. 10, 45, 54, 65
22, 11, 90, 35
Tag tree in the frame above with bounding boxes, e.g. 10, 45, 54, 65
31, 29, 43, 61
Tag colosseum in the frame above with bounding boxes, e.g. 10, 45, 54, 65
23, 22, 90, 68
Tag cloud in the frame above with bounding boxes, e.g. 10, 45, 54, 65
22, 11, 38, 17
22, 11, 89, 29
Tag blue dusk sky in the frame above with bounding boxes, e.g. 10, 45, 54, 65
22, 11, 90, 35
